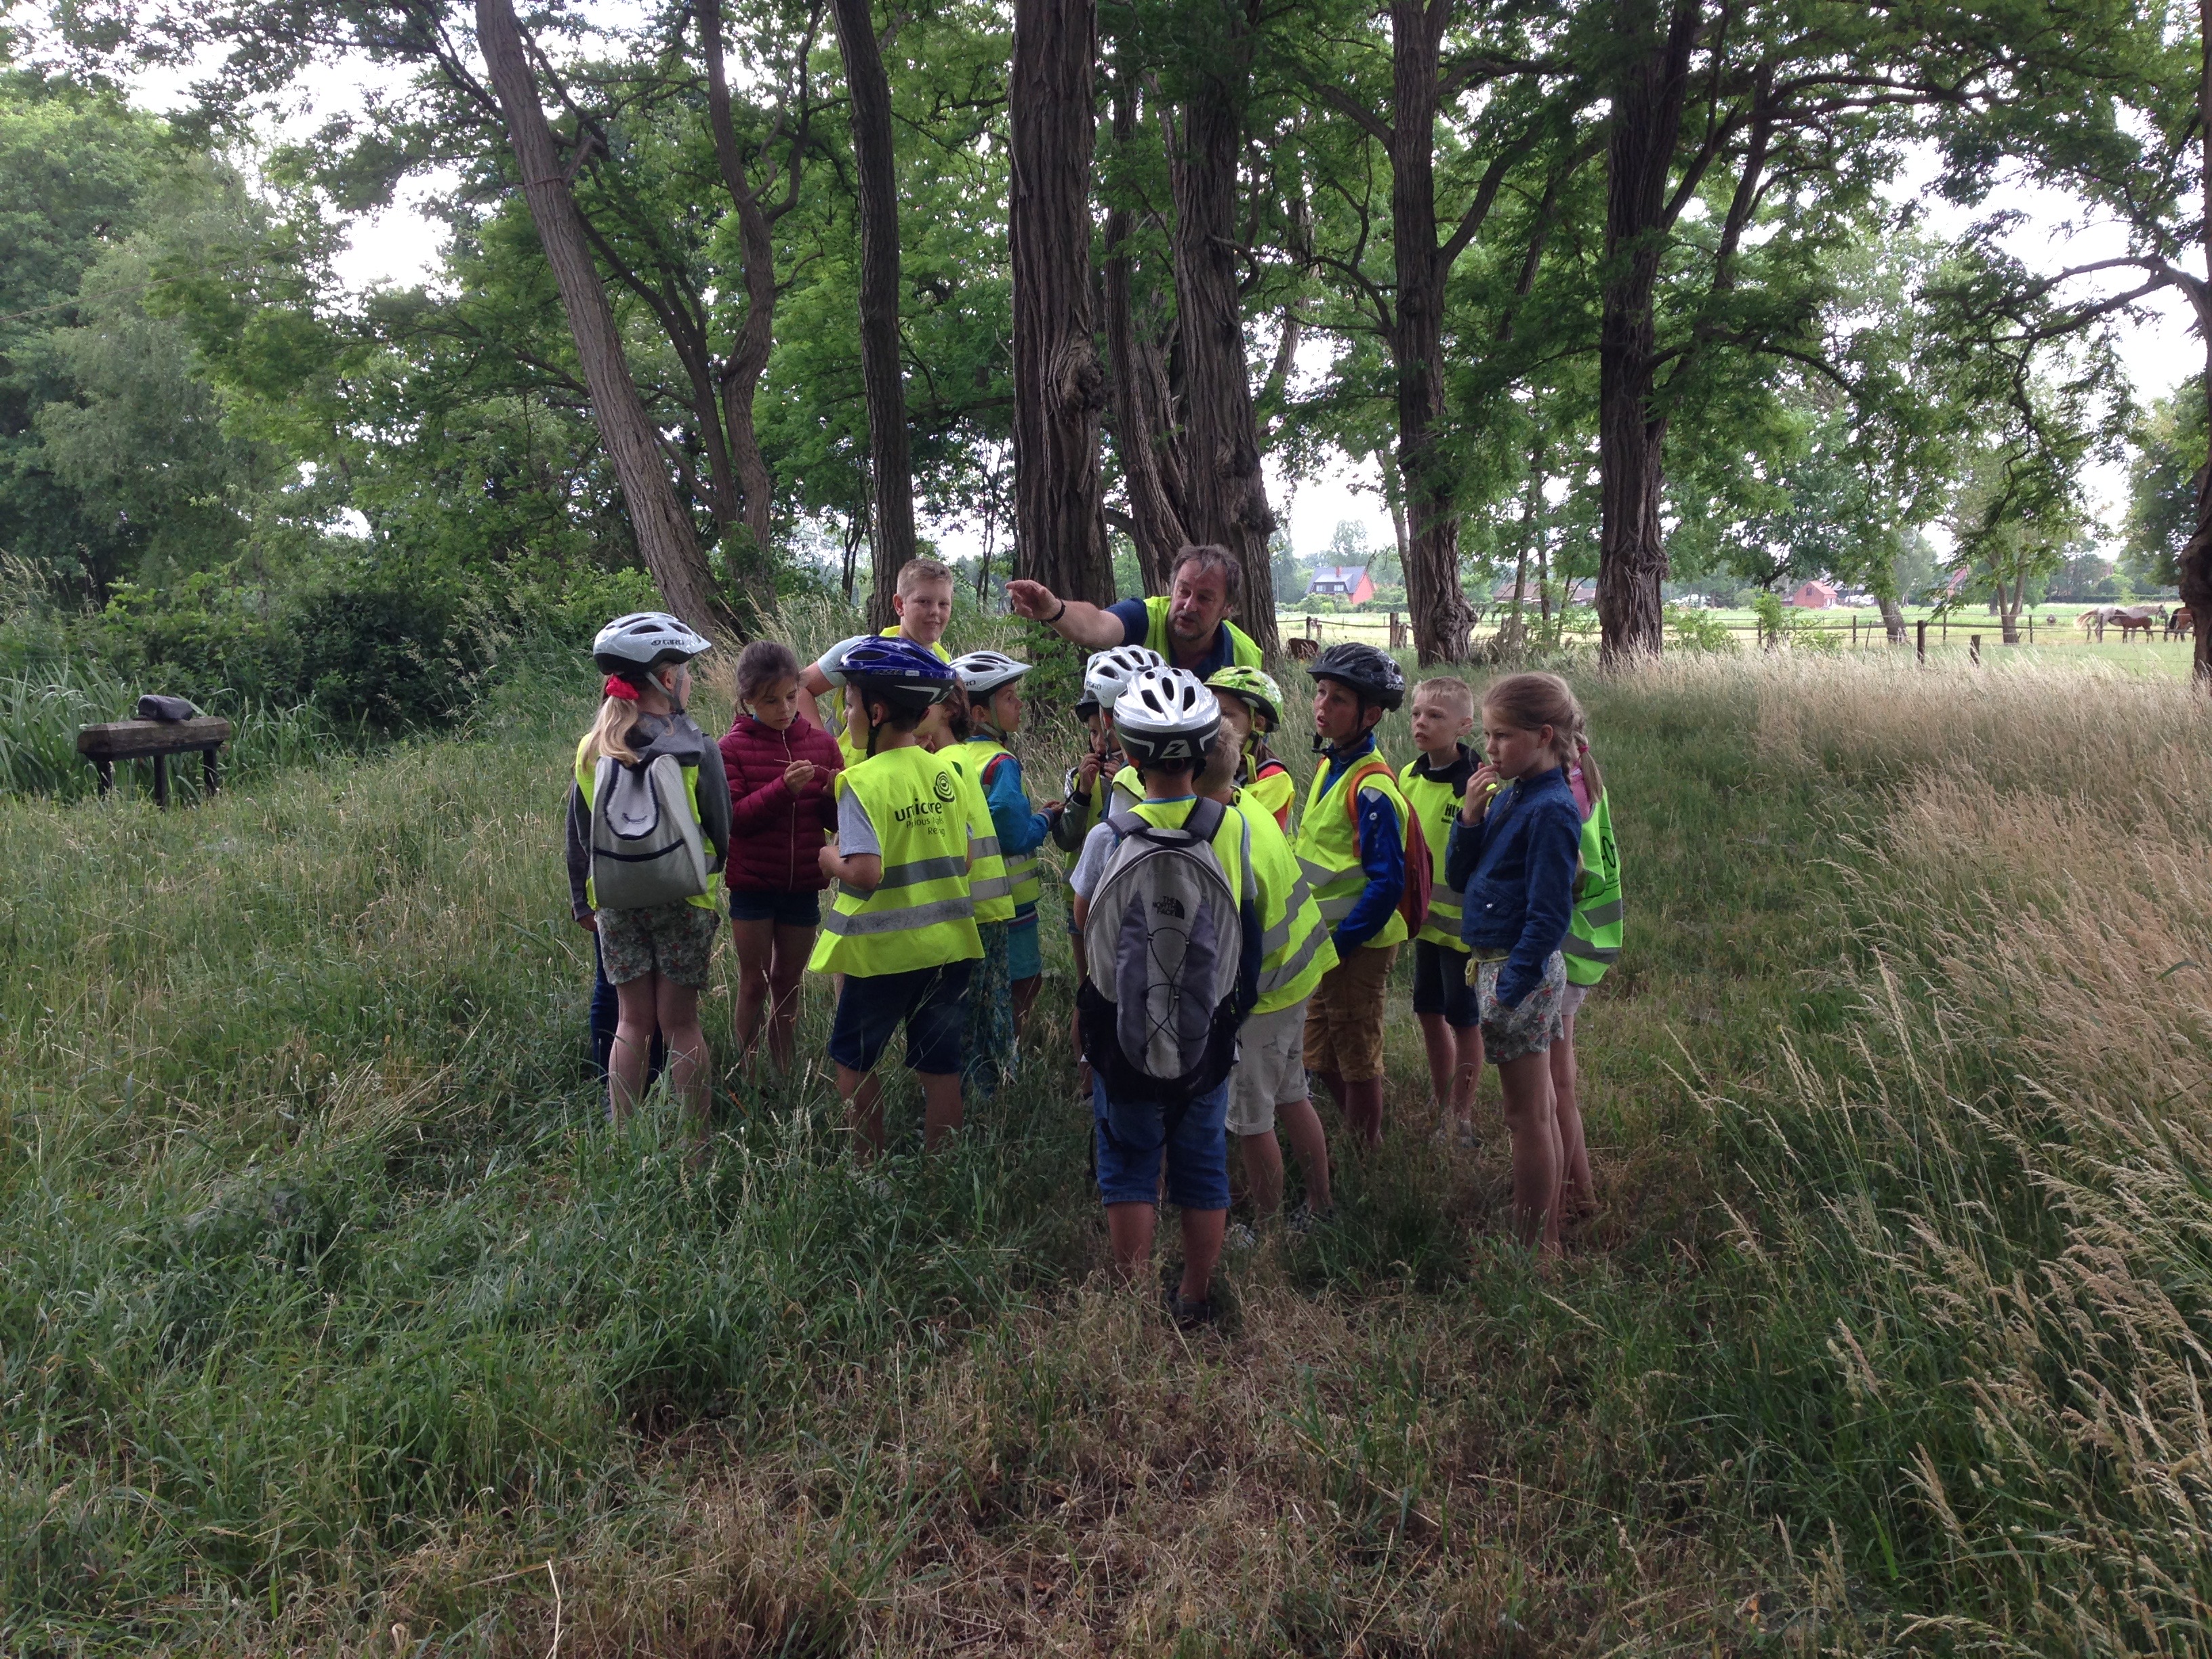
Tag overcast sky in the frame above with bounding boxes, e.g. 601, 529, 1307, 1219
103, 42, 2204, 571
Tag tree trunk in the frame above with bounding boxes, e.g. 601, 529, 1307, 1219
1878, 593, 1906, 643
828, 0, 918, 627
1595, 0, 1700, 668
1387, 0, 1474, 664
1010, 0, 1115, 605
1167, 12, 1279, 654
700, 0, 800, 578
1103, 65, 1188, 595
476, 0, 730, 636
2188, 0, 2212, 685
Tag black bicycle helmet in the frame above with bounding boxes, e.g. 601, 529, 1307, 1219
1307, 640, 1406, 711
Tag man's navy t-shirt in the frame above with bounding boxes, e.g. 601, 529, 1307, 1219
1106, 598, 1240, 677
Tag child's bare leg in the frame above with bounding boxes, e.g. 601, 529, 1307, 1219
1417, 1011, 1456, 1113
1106, 1202, 1156, 1277
1452, 1023, 1484, 1121
655, 978, 711, 1137
919, 1071, 964, 1151
766, 924, 813, 1071
609, 975, 659, 1123
1277, 1096, 1332, 1212
1012, 975, 1041, 1037
1550, 1011, 1593, 1211
1344, 1078, 1385, 1149
1497, 1050, 1561, 1252
1179, 1208, 1226, 1304
1239, 1130, 1284, 1220
838, 1063, 885, 1158
730, 917, 775, 1057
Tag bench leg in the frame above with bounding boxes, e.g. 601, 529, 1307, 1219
153, 752, 168, 809
96, 758, 114, 798
203, 747, 219, 798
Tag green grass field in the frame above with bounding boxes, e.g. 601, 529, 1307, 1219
4, 648, 2209, 1655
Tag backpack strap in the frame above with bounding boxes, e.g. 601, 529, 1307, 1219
1343, 760, 1397, 823
1185, 795, 1227, 844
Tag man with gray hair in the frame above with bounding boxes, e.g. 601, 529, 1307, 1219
1007, 544, 1264, 677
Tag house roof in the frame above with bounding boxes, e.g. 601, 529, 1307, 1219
1309, 565, 1369, 586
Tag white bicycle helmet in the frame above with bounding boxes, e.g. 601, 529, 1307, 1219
592, 611, 713, 674
1111, 666, 1219, 769
951, 649, 1033, 695
1082, 644, 1166, 713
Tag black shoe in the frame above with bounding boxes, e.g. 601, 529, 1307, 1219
1168, 1292, 1216, 1330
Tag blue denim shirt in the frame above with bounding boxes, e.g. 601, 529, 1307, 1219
1443, 765, 1580, 1008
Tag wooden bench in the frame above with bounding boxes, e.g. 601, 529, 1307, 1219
77, 718, 232, 807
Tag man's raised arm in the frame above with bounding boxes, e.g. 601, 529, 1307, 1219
1005, 579, 1128, 651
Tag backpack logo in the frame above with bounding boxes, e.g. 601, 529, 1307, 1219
1153, 895, 1187, 919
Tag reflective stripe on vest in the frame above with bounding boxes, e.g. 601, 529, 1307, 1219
1291, 750, 1410, 949
807, 747, 984, 975
947, 752, 1015, 924
1399, 760, 1469, 950
965, 738, 1042, 908
573, 735, 718, 912
1141, 596, 1264, 670
1563, 788, 1623, 987
1240, 784, 1336, 1012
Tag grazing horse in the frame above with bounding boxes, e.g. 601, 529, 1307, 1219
2167, 605, 2196, 640
2110, 605, 2165, 641
2078, 605, 2113, 640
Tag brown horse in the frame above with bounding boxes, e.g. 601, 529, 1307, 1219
2107, 605, 2165, 641
2167, 606, 2196, 640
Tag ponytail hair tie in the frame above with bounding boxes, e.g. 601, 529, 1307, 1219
604, 675, 641, 701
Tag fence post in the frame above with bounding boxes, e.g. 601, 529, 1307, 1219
1916, 618, 1926, 663
1970, 634, 1981, 665
2027, 614, 2034, 643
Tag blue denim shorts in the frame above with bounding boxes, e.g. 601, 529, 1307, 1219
1092, 1076, 1231, 1211
728, 886, 822, 928
1006, 911, 1042, 982
828, 960, 974, 1076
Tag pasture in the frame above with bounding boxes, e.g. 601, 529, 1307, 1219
3, 650, 2208, 1656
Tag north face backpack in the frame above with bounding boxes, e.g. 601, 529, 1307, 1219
590, 753, 711, 910
1076, 798, 1259, 1112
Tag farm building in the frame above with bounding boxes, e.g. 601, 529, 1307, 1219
1307, 565, 1375, 604
1787, 579, 1839, 609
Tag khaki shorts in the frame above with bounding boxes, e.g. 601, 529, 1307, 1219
1227, 1002, 1309, 1135
597, 900, 721, 989
1302, 943, 1397, 1083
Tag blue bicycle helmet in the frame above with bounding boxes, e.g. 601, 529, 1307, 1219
840, 636, 957, 710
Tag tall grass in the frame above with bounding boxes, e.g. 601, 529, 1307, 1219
6, 644, 2207, 1653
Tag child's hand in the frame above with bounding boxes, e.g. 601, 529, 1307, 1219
1463, 762, 1500, 822
575, 909, 598, 933
1041, 797, 1064, 816
783, 760, 819, 795
1076, 754, 1100, 792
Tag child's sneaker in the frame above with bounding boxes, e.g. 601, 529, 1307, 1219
1224, 1221, 1259, 1253
1287, 1204, 1334, 1235
1166, 1290, 1218, 1330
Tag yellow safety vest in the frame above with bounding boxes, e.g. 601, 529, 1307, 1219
572, 735, 720, 912
1141, 596, 1264, 670
1235, 787, 1338, 1014
1240, 756, 1296, 830
1109, 762, 1143, 815
1399, 752, 1473, 950
834, 628, 954, 769
1293, 743, 1410, 950
808, 745, 983, 975
1563, 787, 1622, 987
946, 750, 1015, 924
962, 736, 1042, 909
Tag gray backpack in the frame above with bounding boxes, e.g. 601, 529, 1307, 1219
1076, 798, 1261, 1110
590, 753, 710, 911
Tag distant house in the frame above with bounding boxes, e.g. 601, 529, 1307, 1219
1492, 576, 1596, 607
1307, 565, 1376, 605
1787, 579, 1839, 609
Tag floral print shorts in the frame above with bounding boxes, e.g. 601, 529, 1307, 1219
597, 901, 722, 989
1475, 949, 1567, 1065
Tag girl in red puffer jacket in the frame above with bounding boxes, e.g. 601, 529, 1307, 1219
719, 640, 844, 1070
